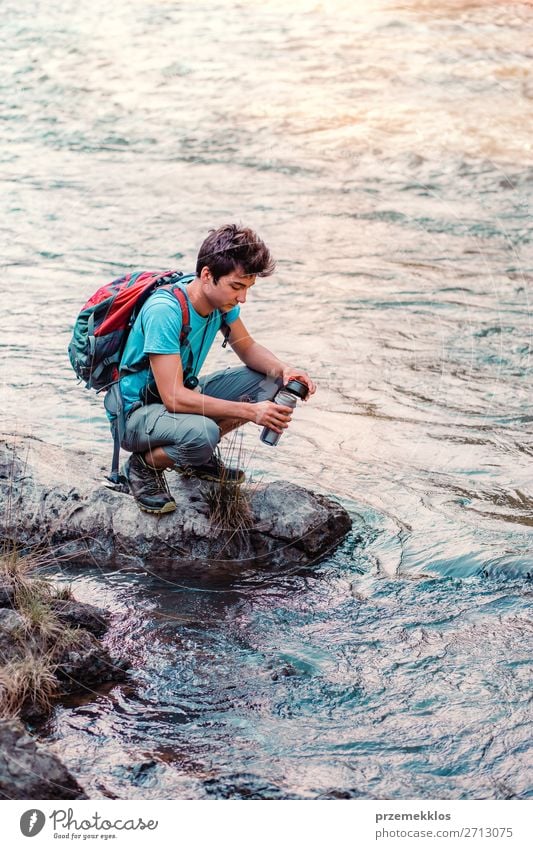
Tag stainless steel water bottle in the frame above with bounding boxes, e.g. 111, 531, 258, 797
260, 379, 309, 446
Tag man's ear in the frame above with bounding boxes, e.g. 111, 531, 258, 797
200, 266, 215, 285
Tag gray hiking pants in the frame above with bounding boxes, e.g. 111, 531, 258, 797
121, 366, 281, 466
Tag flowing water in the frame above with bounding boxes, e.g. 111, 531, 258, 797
1, 0, 532, 799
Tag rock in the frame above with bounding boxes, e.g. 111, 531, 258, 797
0, 590, 126, 721
0, 580, 15, 607
203, 772, 299, 800
0, 719, 87, 799
0, 433, 352, 578
0, 607, 25, 634
48, 598, 110, 637
55, 629, 129, 691
0, 608, 26, 663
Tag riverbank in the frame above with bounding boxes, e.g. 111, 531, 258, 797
0, 543, 129, 798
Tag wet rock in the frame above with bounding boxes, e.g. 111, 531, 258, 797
0, 719, 87, 799
316, 787, 364, 799
55, 629, 129, 692
0, 433, 352, 578
49, 598, 109, 637
0, 584, 127, 722
203, 772, 298, 800
129, 760, 159, 787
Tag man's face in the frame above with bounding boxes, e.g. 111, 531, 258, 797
207, 266, 256, 312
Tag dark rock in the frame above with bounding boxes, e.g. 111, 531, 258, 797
0, 595, 126, 721
203, 772, 298, 800
55, 629, 129, 692
0, 433, 353, 578
129, 760, 159, 787
48, 598, 110, 637
316, 787, 365, 799
0, 719, 87, 799
0, 580, 15, 607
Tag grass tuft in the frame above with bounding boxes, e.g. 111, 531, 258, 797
0, 541, 80, 720
204, 433, 254, 534
202, 430, 269, 563
0, 652, 60, 720
0, 436, 100, 722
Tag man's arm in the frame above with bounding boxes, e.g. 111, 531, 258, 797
149, 353, 293, 432
227, 317, 317, 396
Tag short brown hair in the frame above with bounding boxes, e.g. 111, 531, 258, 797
196, 224, 275, 282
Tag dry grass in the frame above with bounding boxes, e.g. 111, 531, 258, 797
0, 540, 36, 583
0, 541, 79, 720
15, 584, 79, 646
1, 538, 73, 595
201, 430, 271, 564
0, 438, 91, 721
204, 475, 254, 534
0, 652, 60, 720
204, 432, 254, 535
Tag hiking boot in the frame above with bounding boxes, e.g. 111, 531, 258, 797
123, 453, 176, 514
176, 453, 245, 484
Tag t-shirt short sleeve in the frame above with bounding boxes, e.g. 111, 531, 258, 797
224, 305, 240, 324
141, 294, 183, 356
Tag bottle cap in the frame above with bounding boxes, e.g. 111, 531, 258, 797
285, 378, 309, 399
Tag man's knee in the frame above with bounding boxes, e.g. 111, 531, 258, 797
255, 371, 282, 402
179, 417, 220, 464
200, 365, 281, 402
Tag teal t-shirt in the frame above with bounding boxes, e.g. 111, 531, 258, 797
117, 275, 240, 414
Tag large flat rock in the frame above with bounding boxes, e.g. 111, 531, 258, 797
0, 433, 352, 578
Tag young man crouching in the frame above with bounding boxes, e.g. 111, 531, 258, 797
117, 224, 316, 514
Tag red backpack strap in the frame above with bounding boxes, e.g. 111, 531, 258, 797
158, 283, 195, 384
170, 286, 191, 345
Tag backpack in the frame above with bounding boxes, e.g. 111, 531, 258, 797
68, 269, 231, 484
68, 269, 188, 391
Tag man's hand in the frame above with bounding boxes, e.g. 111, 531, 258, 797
280, 365, 317, 399
250, 400, 293, 434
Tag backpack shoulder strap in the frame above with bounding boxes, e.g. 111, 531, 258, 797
169, 286, 191, 346
153, 281, 195, 383
162, 278, 230, 349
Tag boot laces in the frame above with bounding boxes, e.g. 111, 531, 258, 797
140, 460, 170, 495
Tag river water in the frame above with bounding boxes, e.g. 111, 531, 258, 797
1, 0, 532, 799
